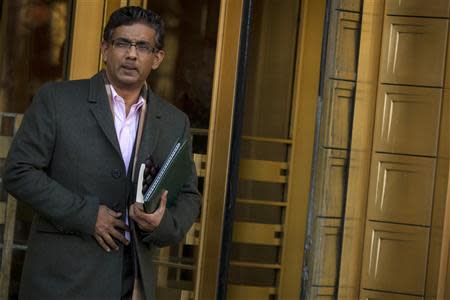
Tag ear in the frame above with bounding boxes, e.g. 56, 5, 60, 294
101, 41, 109, 63
151, 50, 165, 70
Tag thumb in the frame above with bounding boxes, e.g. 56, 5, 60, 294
108, 208, 122, 218
160, 190, 168, 209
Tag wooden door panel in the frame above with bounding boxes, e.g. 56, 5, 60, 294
380, 16, 448, 87
386, 0, 450, 18
367, 153, 435, 226
373, 85, 442, 156
361, 221, 429, 295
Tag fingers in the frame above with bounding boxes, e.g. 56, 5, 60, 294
94, 235, 111, 252
129, 203, 145, 221
158, 190, 168, 212
144, 156, 159, 178
96, 226, 128, 252
129, 191, 167, 232
94, 205, 129, 252
109, 227, 130, 246
94, 230, 119, 252
143, 156, 160, 195
101, 231, 119, 251
107, 207, 122, 218
113, 218, 129, 231
144, 173, 153, 183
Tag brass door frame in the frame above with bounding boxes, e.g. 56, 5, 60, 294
278, 0, 325, 298
437, 14, 450, 299
68, 0, 105, 79
196, 0, 325, 297
194, 0, 244, 298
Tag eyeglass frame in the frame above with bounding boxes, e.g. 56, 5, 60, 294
110, 37, 159, 55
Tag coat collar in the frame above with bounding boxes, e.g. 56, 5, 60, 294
87, 71, 162, 174
135, 87, 161, 177
87, 71, 122, 157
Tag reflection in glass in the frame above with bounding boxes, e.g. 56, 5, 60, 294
0, 1, 70, 298
147, 1, 218, 133
228, 0, 301, 293
0, 0, 69, 113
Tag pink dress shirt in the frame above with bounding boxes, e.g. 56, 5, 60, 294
110, 85, 145, 240
110, 85, 145, 172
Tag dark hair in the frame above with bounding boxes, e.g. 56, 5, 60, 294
103, 6, 165, 50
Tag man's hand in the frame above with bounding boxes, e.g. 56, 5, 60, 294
130, 190, 167, 232
94, 205, 129, 252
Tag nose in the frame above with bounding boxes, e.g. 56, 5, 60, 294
126, 45, 138, 58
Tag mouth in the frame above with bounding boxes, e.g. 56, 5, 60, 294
121, 64, 138, 72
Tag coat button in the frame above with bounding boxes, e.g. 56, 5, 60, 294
111, 168, 122, 179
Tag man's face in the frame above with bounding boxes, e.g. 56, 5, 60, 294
101, 23, 164, 90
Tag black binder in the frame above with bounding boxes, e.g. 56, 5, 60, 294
143, 139, 191, 213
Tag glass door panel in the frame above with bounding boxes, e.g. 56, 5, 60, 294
146, 1, 220, 298
224, 0, 301, 297
0, 0, 70, 113
0, 0, 71, 298
147, 0, 219, 155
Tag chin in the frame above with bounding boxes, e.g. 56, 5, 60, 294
117, 76, 142, 87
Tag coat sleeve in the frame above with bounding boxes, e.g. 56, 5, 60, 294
142, 114, 201, 247
3, 84, 99, 235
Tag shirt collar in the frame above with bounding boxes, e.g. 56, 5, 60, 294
110, 84, 146, 110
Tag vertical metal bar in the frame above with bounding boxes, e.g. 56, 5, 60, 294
300, 0, 331, 297
216, 0, 252, 298
67, 0, 106, 80
194, 0, 245, 298
278, 0, 326, 298
63, 0, 75, 80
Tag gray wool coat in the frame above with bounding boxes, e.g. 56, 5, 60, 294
3, 71, 201, 299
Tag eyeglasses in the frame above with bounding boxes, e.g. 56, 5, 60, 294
110, 38, 158, 55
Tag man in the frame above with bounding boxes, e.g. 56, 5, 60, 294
4, 6, 201, 299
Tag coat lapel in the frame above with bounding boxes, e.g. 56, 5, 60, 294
87, 72, 122, 158
136, 89, 161, 172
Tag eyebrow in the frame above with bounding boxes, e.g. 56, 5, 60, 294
114, 37, 152, 43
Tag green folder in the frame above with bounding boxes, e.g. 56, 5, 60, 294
143, 139, 191, 213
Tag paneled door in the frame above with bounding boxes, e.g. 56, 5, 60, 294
339, 0, 450, 299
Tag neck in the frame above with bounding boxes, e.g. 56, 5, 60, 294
104, 71, 143, 107
113, 85, 141, 105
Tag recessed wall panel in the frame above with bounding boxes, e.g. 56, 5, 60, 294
316, 149, 347, 217
323, 80, 355, 149
362, 221, 429, 295
367, 153, 435, 226
373, 85, 442, 156
330, 11, 360, 81
386, 0, 450, 18
380, 16, 448, 87
311, 218, 341, 286
336, 0, 361, 12
310, 287, 336, 299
